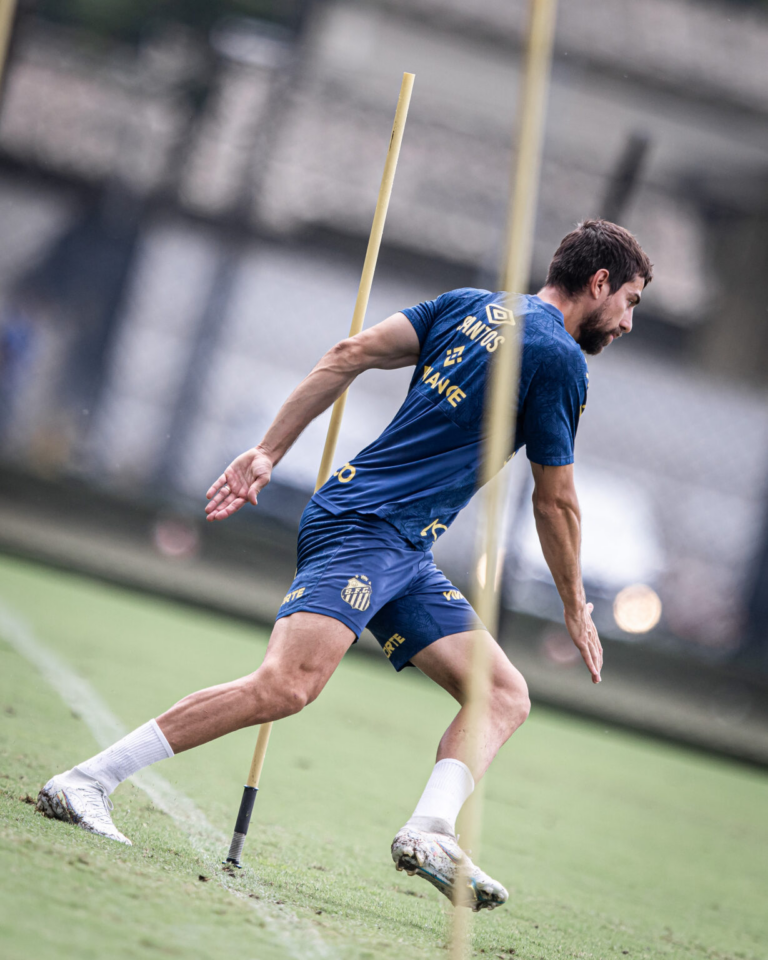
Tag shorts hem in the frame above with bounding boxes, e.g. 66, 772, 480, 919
274, 603, 364, 640
390, 655, 416, 672
374, 614, 486, 672
310, 492, 346, 516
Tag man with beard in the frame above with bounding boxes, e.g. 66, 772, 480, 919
37, 219, 652, 911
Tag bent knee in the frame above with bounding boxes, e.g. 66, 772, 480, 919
515, 687, 532, 725
241, 666, 318, 721
492, 668, 531, 731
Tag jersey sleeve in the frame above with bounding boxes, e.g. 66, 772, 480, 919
401, 288, 479, 347
522, 348, 588, 466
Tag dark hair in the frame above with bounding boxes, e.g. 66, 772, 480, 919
545, 219, 653, 296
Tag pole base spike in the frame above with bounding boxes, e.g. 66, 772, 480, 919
223, 785, 258, 867
224, 829, 248, 867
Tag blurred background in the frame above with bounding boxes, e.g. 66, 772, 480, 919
1, 0, 767, 762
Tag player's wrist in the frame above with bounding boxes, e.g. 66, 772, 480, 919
253, 443, 275, 464
563, 593, 588, 618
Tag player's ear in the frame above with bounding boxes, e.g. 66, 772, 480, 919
592, 267, 611, 300
589, 269, 610, 300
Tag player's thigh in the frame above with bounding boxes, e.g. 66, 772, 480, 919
411, 629, 526, 706
260, 611, 355, 698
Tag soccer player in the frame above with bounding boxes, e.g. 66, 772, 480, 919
38, 220, 651, 911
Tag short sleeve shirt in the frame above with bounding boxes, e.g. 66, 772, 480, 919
312, 288, 588, 549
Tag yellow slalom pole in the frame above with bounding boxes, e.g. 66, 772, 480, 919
0, 0, 17, 95
224, 72, 415, 868
315, 73, 416, 489
451, 0, 557, 953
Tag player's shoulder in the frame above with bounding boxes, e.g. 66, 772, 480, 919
443, 286, 494, 298
434, 287, 495, 312
402, 287, 494, 325
520, 296, 587, 377
401, 287, 497, 348
551, 319, 587, 370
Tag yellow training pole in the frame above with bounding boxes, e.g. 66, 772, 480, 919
451, 0, 557, 952
0, 0, 17, 96
224, 72, 415, 868
315, 73, 415, 488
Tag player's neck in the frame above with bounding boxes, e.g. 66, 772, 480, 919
535, 285, 583, 341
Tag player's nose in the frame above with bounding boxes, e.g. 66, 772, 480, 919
620, 312, 633, 333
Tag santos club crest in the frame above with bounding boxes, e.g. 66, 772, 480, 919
341, 575, 372, 612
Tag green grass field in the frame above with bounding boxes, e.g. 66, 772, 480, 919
1, 554, 766, 960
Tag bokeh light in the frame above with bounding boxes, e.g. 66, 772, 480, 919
613, 583, 662, 634
152, 518, 200, 560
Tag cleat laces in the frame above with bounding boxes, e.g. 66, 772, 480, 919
79, 780, 117, 830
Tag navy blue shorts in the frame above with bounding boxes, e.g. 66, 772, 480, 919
275, 502, 483, 670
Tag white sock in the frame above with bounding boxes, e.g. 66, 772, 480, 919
75, 719, 174, 794
404, 758, 475, 837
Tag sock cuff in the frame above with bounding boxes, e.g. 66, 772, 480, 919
408, 758, 476, 836
433, 758, 475, 792
151, 719, 175, 759
76, 719, 175, 794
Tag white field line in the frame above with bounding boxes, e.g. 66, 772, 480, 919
0, 600, 332, 960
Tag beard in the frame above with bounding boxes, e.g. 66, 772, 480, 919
577, 305, 621, 356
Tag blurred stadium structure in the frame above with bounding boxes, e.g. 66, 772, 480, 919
1, 0, 768, 759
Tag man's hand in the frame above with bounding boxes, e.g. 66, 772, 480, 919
204, 447, 272, 522
564, 602, 602, 683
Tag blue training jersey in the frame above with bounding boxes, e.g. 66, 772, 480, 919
312, 288, 588, 550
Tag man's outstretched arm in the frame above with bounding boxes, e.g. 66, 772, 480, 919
205, 312, 420, 521
530, 462, 603, 683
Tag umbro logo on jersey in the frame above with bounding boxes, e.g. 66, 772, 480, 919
341, 575, 372, 611
485, 304, 516, 326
